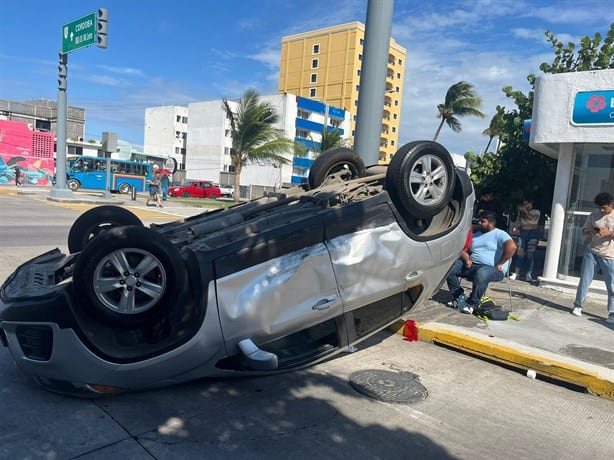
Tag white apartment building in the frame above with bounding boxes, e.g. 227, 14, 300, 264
145, 93, 350, 189
143, 106, 188, 170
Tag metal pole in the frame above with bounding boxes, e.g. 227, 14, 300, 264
50, 52, 73, 198
353, 0, 394, 165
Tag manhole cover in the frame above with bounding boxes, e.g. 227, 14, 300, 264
349, 369, 428, 404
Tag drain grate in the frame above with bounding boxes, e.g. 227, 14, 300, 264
349, 369, 428, 404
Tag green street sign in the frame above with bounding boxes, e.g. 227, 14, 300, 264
62, 12, 96, 53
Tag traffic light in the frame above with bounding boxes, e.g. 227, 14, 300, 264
97, 8, 108, 48
58, 53, 67, 91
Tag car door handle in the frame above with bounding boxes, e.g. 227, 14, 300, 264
405, 271, 422, 281
312, 298, 335, 311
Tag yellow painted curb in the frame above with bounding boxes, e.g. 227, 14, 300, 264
390, 319, 614, 401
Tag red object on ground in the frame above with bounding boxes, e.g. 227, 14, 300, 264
402, 320, 419, 342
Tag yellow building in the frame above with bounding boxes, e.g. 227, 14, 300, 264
279, 21, 406, 163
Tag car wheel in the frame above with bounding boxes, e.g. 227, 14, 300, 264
118, 183, 131, 194
210, 193, 219, 200
386, 141, 456, 219
68, 205, 143, 253
73, 226, 186, 328
66, 179, 80, 192
181, 191, 189, 198
308, 147, 366, 188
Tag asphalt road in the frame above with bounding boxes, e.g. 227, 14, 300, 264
1, 193, 613, 459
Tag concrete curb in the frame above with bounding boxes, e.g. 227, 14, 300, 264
390, 319, 614, 401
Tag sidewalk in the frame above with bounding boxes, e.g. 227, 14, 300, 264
391, 262, 614, 401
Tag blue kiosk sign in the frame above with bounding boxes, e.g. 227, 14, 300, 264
572, 90, 614, 126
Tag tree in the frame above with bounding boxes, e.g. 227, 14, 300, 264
433, 81, 485, 141
222, 89, 294, 201
470, 22, 614, 218
482, 107, 506, 154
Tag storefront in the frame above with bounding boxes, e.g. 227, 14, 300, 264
530, 69, 614, 297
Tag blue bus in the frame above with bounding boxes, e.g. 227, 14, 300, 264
65, 155, 154, 194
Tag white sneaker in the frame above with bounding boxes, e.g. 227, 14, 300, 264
461, 305, 474, 314
509, 273, 517, 280
571, 307, 582, 317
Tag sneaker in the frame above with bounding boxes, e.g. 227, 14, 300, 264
461, 304, 474, 314
509, 273, 518, 281
605, 315, 614, 325
571, 307, 582, 317
446, 300, 458, 309
525, 273, 533, 282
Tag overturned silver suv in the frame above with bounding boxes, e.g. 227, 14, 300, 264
0, 141, 474, 396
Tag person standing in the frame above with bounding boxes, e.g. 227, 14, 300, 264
160, 173, 170, 201
14, 166, 22, 186
446, 212, 517, 313
571, 192, 614, 324
510, 199, 540, 282
474, 187, 507, 230
146, 171, 163, 208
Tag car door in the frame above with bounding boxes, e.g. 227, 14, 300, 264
214, 220, 345, 365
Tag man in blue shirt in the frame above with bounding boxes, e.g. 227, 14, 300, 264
446, 212, 517, 313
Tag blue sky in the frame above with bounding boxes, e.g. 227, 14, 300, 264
1, 0, 611, 156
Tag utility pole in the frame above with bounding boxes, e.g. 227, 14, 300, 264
50, 52, 72, 198
353, 0, 394, 165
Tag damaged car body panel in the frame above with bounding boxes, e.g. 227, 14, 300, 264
0, 141, 474, 396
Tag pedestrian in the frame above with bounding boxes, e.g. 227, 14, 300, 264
146, 172, 163, 208
160, 172, 170, 201
446, 212, 517, 313
14, 166, 22, 186
474, 186, 507, 230
571, 192, 614, 324
510, 198, 540, 282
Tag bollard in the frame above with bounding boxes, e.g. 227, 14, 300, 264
131, 185, 137, 201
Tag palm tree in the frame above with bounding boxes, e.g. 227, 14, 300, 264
482, 108, 506, 154
433, 81, 485, 141
304, 126, 347, 157
222, 89, 294, 201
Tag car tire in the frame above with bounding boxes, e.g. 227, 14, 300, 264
386, 141, 456, 219
73, 226, 186, 328
308, 147, 366, 189
118, 183, 131, 194
181, 191, 189, 198
68, 205, 143, 253
66, 179, 80, 192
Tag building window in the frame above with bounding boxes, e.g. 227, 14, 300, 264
397, 72, 401, 79
352, 130, 355, 137
310, 88, 317, 97
398, 58, 403, 66
357, 69, 361, 76
311, 58, 318, 69
360, 38, 364, 46
392, 127, 396, 133
313, 44, 320, 54
393, 113, 398, 120
297, 109, 310, 119
176, 115, 181, 122
396, 86, 400, 93
182, 116, 188, 123
356, 84, 360, 91
394, 100, 399, 106
354, 100, 358, 106
358, 54, 362, 61
310, 73, 317, 83
391, 140, 395, 146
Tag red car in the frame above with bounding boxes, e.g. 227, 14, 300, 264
168, 181, 221, 199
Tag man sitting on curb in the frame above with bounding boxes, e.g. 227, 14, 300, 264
446, 212, 517, 313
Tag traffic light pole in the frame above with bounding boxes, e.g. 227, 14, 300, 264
50, 52, 73, 198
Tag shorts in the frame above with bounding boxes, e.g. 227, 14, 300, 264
149, 188, 159, 197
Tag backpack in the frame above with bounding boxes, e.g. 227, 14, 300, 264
473, 296, 508, 321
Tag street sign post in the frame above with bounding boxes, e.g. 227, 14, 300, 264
62, 12, 96, 54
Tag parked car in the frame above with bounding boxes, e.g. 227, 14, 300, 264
218, 184, 235, 198
0, 141, 474, 397
168, 181, 221, 199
